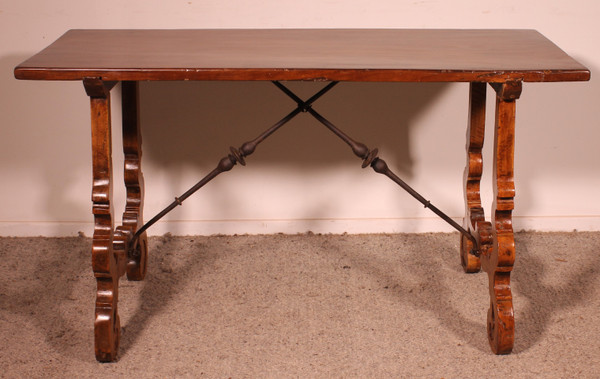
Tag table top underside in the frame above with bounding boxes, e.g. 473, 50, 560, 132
14, 29, 590, 82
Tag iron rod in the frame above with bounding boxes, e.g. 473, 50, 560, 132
370, 158, 479, 249
273, 81, 338, 109
130, 98, 307, 248
131, 165, 223, 244
241, 107, 303, 156
130, 81, 480, 256
303, 94, 480, 251
307, 107, 370, 160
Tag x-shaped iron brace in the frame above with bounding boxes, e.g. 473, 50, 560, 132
129, 81, 480, 256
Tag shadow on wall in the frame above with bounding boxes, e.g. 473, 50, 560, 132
137, 81, 453, 234
140, 81, 450, 175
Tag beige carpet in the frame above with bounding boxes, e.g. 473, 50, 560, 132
1, 232, 599, 378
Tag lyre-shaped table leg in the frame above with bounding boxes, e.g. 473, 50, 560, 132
117, 81, 147, 281
461, 82, 490, 272
84, 78, 124, 362
483, 81, 522, 354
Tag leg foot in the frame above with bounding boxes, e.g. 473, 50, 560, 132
94, 278, 121, 362
127, 232, 148, 281
460, 232, 481, 273
486, 272, 514, 354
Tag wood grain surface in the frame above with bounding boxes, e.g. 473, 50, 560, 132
14, 29, 590, 82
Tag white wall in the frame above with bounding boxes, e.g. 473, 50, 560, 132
1, 0, 598, 236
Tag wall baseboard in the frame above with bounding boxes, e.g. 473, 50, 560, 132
1, 216, 598, 237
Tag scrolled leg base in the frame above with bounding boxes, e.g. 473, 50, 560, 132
460, 218, 493, 273
486, 273, 514, 354
127, 232, 148, 281
95, 308, 120, 362
460, 232, 481, 273
94, 276, 121, 362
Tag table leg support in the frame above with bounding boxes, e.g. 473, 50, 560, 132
483, 81, 522, 354
117, 81, 147, 281
85, 78, 123, 362
461, 82, 491, 272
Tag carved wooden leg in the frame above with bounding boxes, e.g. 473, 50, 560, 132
461, 82, 490, 273
482, 81, 522, 354
117, 81, 148, 281
84, 78, 124, 362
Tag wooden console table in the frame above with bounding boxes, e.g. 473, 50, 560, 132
14, 29, 590, 362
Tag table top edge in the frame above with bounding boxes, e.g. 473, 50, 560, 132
14, 28, 591, 83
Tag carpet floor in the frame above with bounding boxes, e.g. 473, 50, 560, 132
1, 232, 599, 378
